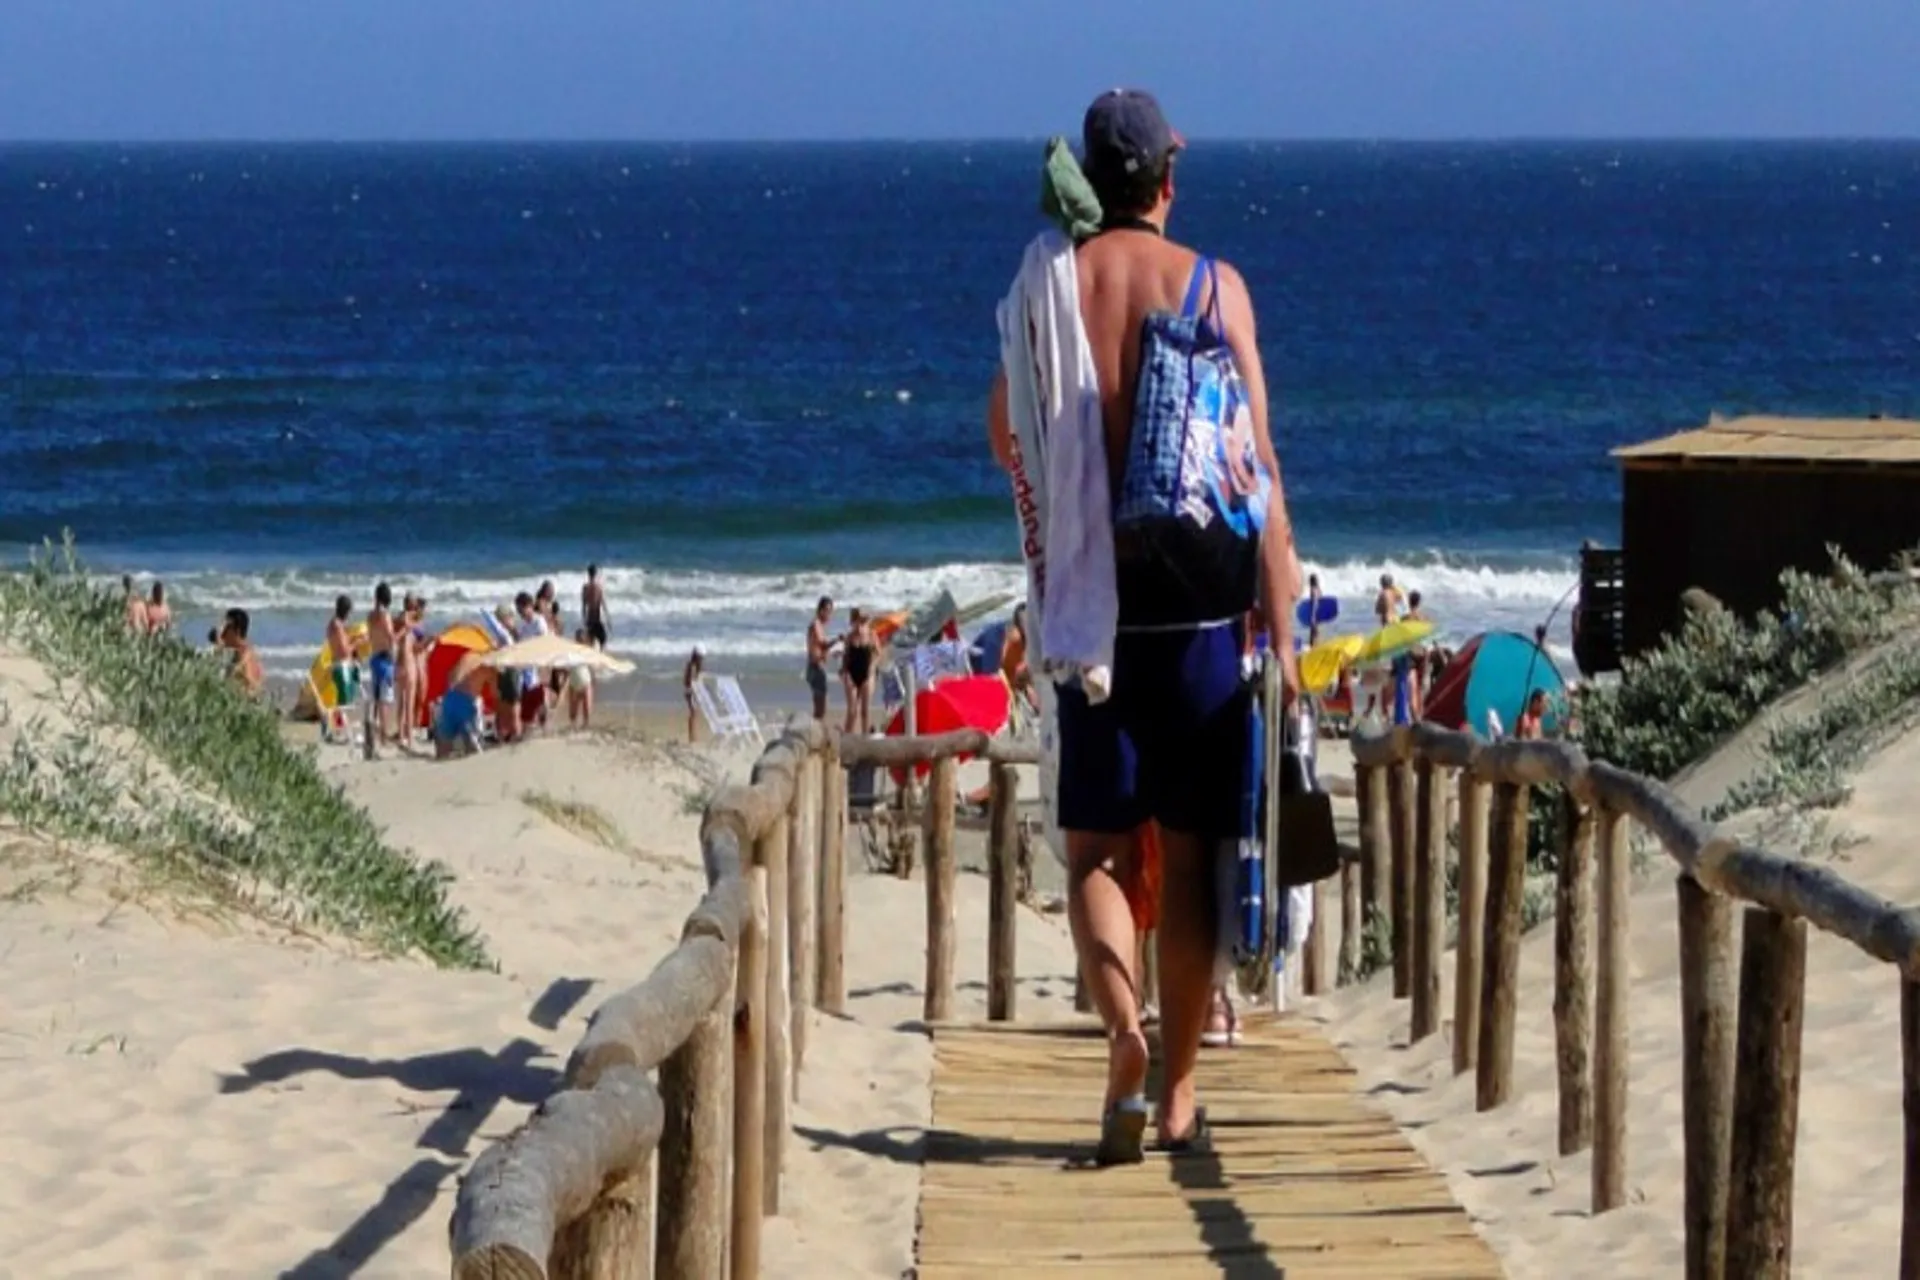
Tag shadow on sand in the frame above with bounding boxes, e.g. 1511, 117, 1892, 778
218, 976, 594, 1278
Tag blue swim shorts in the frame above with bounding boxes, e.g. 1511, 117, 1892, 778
436, 689, 479, 743
1054, 619, 1251, 842
368, 652, 397, 705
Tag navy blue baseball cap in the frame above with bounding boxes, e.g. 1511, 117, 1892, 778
1082, 89, 1184, 176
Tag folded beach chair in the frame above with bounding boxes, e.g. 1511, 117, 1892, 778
712, 675, 767, 747
691, 674, 764, 747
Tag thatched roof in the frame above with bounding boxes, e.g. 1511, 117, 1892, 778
1614, 415, 1920, 466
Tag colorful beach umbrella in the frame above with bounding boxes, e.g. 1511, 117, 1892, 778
422, 621, 499, 728
1354, 618, 1435, 669
883, 674, 1011, 784
1299, 634, 1365, 695
1424, 631, 1566, 738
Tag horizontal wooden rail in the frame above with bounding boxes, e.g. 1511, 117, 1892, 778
837, 727, 1041, 768
1350, 722, 1920, 974
1346, 715, 1920, 1276
452, 721, 834, 1280
451, 716, 1044, 1279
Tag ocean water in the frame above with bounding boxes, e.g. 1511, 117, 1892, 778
3, 141, 1918, 684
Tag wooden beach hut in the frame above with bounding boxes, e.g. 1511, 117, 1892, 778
1610, 414, 1920, 657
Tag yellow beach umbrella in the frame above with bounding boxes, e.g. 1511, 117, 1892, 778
1300, 634, 1364, 694
1355, 618, 1435, 669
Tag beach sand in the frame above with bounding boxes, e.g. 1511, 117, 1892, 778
0, 670, 1081, 1278
1312, 726, 1920, 1278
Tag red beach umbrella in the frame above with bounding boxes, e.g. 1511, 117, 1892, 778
884, 675, 1012, 784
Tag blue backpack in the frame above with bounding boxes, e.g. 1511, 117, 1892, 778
1114, 257, 1273, 618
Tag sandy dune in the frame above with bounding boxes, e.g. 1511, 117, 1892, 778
1318, 726, 1920, 1278
0, 720, 1079, 1278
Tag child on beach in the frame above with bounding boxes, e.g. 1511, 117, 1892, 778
683, 648, 704, 743
566, 628, 596, 730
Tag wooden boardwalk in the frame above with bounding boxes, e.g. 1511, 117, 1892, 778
916, 1019, 1503, 1279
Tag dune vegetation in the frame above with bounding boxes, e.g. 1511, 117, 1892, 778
0, 540, 489, 968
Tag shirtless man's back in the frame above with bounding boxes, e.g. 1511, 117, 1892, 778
988, 90, 1300, 1161
366, 582, 398, 740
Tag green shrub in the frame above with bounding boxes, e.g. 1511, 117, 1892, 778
1574, 549, 1916, 782
0, 539, 490, 969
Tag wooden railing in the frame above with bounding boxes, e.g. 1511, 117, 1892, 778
1346, 720, 1920, 1280
449, 722, 1038, 1280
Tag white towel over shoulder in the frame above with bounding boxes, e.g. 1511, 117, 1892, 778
996, 229, 1117, 703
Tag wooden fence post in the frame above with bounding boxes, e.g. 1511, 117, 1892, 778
550, 1152, 652, 1280
1902, 979, 1920, 1278
987, 761, 1019, 1022
1356, 765, 1388, 942
658, 995, 730, 1280
1477, 781, 1528, 1111
730, 867, 769, 1280
1453, 772, 1489, 1075
789, 752, 819, 1091
1304, 875, 1332, 996
1410, 759, 1446, 1041
925, 756, 959, 1023
1726, 909, 1806, 1280
1592, 807, 1631, 1212
1553, 792, 1595, 1156
1388, 760, 1415, 998
755, 813, 791, 1214
1339, 856, 1361, 986
1678, 874, 1736, 1280
818, 740, 847, 1016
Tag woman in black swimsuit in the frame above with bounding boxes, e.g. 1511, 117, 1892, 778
840, 608, 876, 734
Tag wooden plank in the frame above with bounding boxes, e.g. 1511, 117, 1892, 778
915, 1021, 1502, 1278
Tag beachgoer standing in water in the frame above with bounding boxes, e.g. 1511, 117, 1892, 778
1306, 572, 1324, 647
122, 575, 149, 634
367, 582, 398, 743
805, 597, 836, 721
582, 564, 610, 650
146, 581, 173, 635
988, 90, 1301, 1159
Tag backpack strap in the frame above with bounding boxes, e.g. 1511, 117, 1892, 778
1179, 256, 1213, 318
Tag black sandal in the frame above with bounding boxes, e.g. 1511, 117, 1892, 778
1155, 1106, 1212, 1155
1094, 1096, 1149, 1167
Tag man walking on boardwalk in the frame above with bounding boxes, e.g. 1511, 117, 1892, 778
988, 89, 1301, 1162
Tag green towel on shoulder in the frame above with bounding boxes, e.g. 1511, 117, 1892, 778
1039, 137, 1103, 243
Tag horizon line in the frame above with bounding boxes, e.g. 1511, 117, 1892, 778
2, 133, 1918, 147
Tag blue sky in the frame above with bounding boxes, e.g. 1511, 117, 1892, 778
2, 0, 1916, 141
